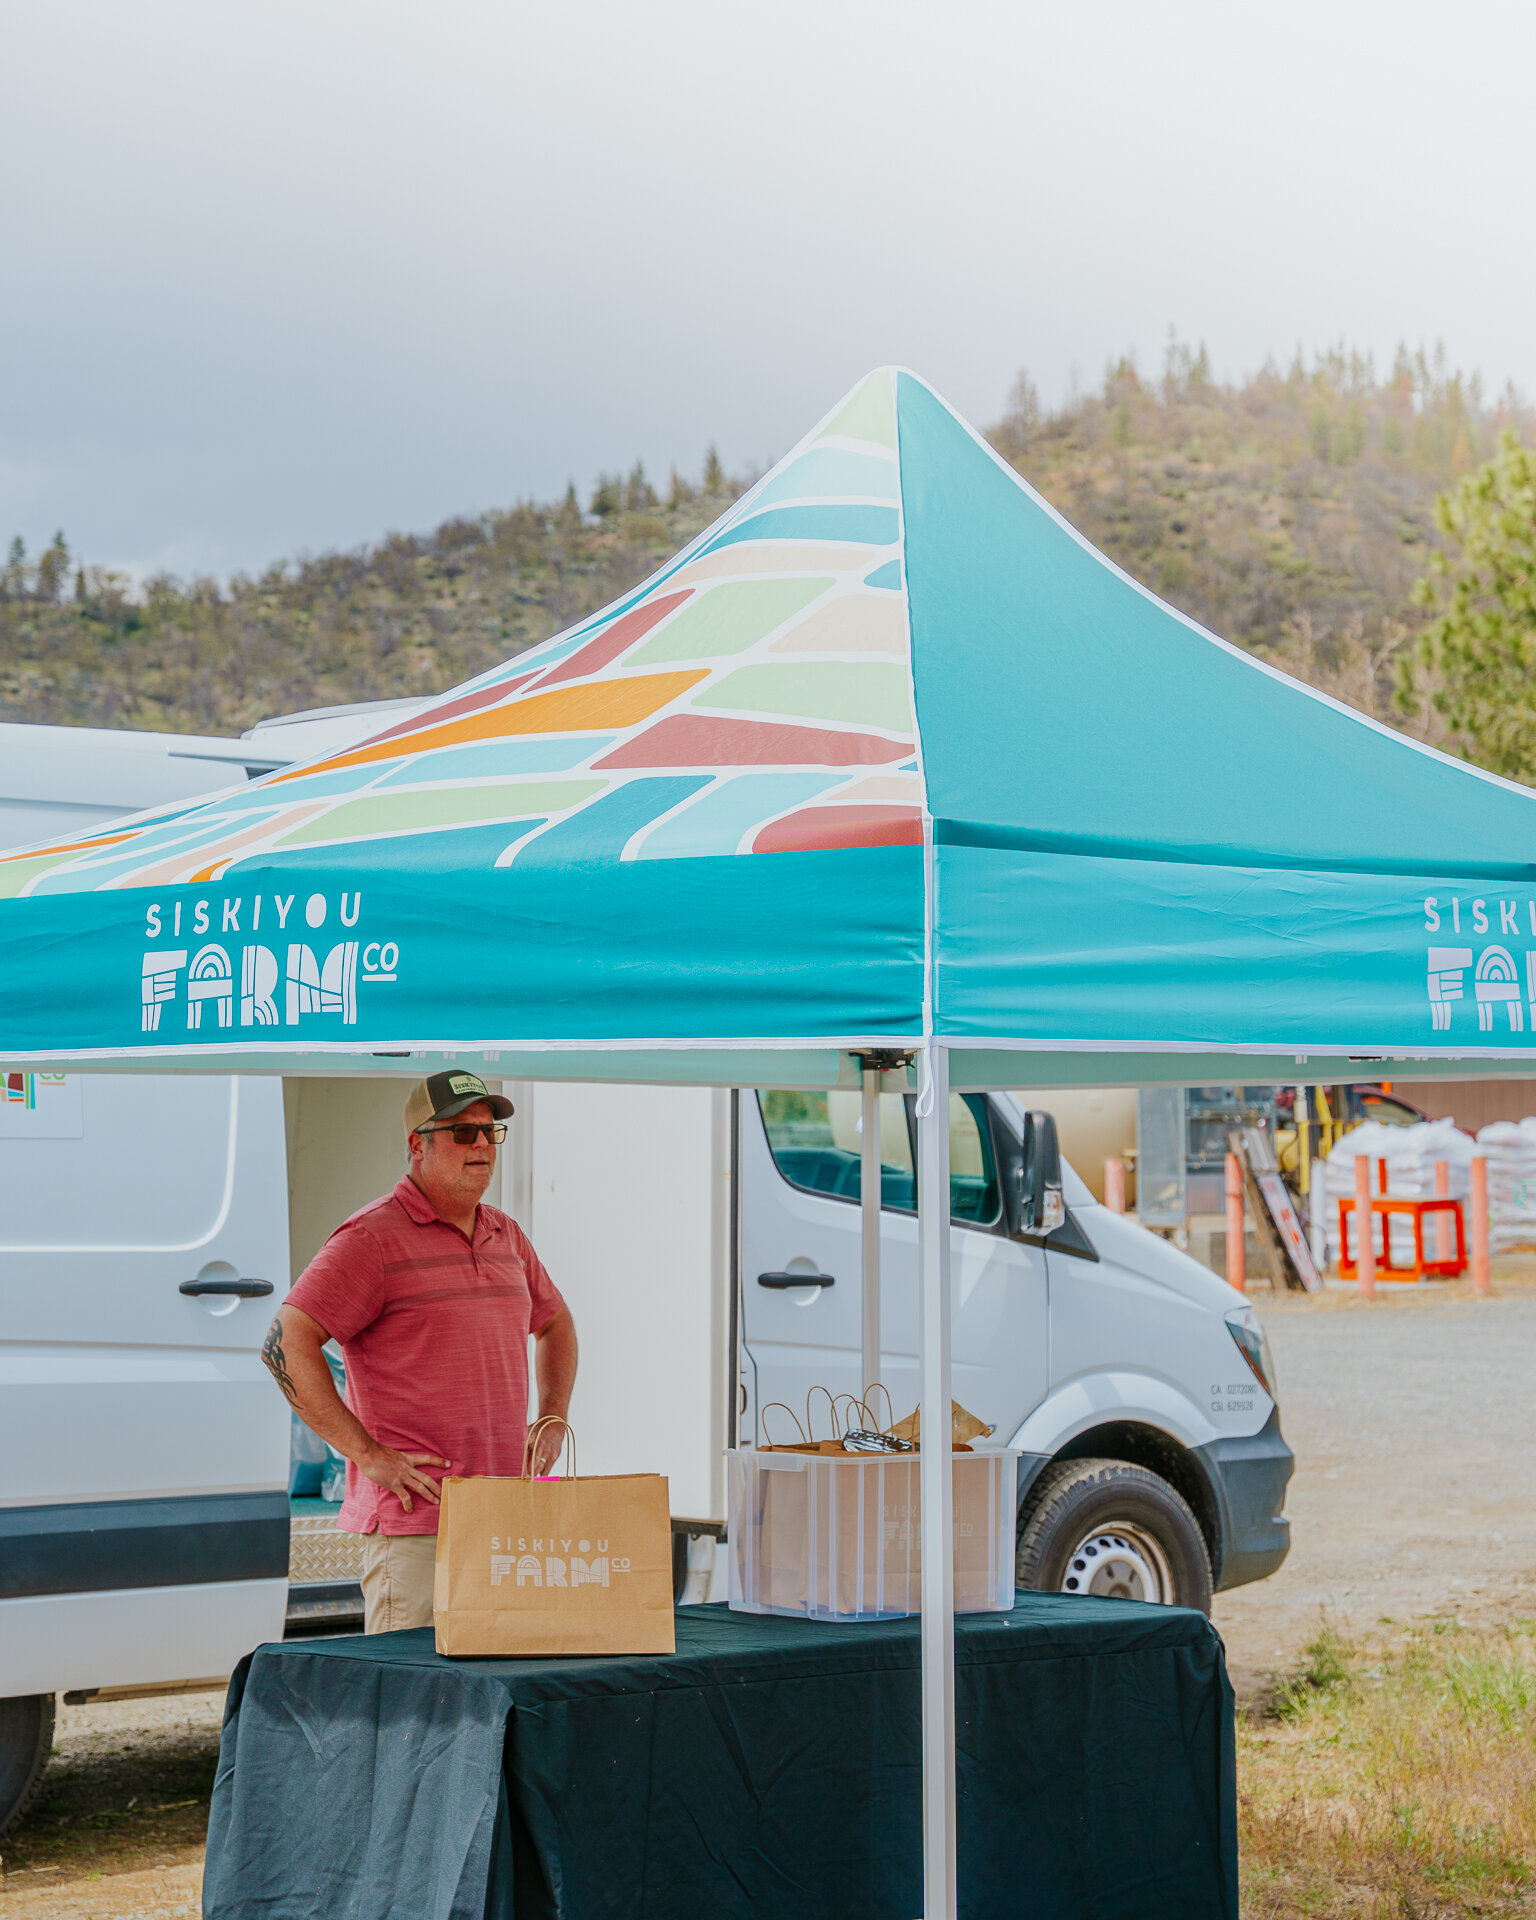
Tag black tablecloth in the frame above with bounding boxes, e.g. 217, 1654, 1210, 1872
203, 1596, 1235, 1920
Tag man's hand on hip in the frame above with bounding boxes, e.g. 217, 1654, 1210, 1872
262, 1306, 444, 1510
358, 1445, 449, 1513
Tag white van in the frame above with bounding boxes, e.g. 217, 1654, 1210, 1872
0, 717, 1293, 1836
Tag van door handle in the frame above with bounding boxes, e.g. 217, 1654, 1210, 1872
179, 1277, 274, 1298
757, 1270, 835, 1289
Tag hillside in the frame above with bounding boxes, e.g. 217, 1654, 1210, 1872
0, 465, 746, 735
1, 345, 1529, 747
993, 342, 1531, 744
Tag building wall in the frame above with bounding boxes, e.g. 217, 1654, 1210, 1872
1393, 1078, 1536, 1134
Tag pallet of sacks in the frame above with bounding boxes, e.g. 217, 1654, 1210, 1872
1477, 1119, 1536, 1253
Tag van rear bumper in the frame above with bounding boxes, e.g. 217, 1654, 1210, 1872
1197, 1407, 1293, 1591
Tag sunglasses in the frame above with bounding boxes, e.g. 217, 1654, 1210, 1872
419, 1122, 508, 1145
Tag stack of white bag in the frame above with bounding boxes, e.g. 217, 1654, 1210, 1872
1476, 1120, 1536, 1252
1321, 1120, 1475, 1267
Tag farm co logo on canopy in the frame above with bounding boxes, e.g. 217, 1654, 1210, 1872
1425, 896, 1536, 1035
138, 891, 398, 1033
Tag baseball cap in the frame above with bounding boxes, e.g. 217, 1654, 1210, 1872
403, 1071, 514, 1138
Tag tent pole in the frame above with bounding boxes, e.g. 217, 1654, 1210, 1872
860, 1065, 881, 1395
917, 1042, 956, 1920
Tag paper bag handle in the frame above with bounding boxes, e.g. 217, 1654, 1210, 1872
522, 1413, 575, 1479
863, 1382, 896, 1434
805, 1384, 841, 1443
759, 1402, 806, 1448
831, 1392, 866, 1437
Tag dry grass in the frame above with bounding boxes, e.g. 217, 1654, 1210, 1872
1240, 1616, 1536, 1915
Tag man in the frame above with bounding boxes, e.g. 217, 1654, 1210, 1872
261, 1071, 578, 1634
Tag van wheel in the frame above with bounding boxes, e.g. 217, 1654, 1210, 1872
0, 1695, 55, 1840
1016, 1460, 1212, 1613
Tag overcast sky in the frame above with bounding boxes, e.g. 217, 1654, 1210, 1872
3, 0, 1533, 579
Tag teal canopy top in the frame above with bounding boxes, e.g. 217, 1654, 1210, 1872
5, 368, 1536, 1086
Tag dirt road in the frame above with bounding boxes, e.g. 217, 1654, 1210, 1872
7, 1269, 1536, 1914
1214, 1265, 1536, 1697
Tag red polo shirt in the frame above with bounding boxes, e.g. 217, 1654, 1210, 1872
286, 1177, 566, 1536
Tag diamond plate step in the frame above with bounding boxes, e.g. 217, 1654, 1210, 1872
289, 1505, 365, 1586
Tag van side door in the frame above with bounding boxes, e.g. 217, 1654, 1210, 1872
740, 1089, 1048, 1444
0, 1071, 291, 1698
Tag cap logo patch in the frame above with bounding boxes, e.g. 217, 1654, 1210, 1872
448, 1073, 486, 1097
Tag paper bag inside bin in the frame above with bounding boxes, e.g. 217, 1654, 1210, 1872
888, 1398, 994, 1448
832, 1455, 1002, 1613
750, 1452, 1005, 1617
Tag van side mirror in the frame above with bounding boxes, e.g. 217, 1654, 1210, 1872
1017, 1111, 1066, 1237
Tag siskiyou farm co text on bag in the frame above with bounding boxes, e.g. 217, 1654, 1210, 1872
433, 1417, 675, 1656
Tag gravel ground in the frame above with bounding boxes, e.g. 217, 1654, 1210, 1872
1213, 1260, 1536, 1699
0, 1692, 222, 1919
8, 1266, 1536, 1914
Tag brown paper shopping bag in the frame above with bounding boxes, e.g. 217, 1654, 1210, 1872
433, 1417, 675, 1657
832, 1451, 1004, 1613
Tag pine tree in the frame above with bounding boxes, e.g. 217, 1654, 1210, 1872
702, 445, 724, 495
1399, 432, 1536, 777
1005, 370, 1041, 435
35, 531, 69, 603
624, 462, 657, 513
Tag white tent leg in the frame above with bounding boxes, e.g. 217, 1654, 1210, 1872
917, 1043, 956, 1920
860, 1065, 881, 1396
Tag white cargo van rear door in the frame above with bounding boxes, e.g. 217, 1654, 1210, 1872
0, 1071, 291, 1698
741, 1090, 1048, 1443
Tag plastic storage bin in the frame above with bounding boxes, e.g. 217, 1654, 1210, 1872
727, 1446, 1018, 1622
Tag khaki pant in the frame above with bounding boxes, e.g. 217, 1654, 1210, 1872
359, 1532, 437, 1634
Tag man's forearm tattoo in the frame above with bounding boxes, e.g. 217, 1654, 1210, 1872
261, 1318, 299, 1407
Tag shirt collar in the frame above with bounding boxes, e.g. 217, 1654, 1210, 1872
394, 1176, 502, 1242
394, 1176, 439, 1225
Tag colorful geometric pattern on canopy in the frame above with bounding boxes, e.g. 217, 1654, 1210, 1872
2, 371, 919, 899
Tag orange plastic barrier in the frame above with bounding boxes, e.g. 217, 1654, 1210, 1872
1337, 1194, 1467, 1282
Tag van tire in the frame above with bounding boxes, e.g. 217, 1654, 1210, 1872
0, 1694, 55, 1841
1016, 1459, 1212, 1613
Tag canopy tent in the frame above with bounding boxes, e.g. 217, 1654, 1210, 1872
6, 368, 1536, 1085
9, 366, 1536, 1917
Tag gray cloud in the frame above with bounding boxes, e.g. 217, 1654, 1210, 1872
2, 0, 1532, 576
